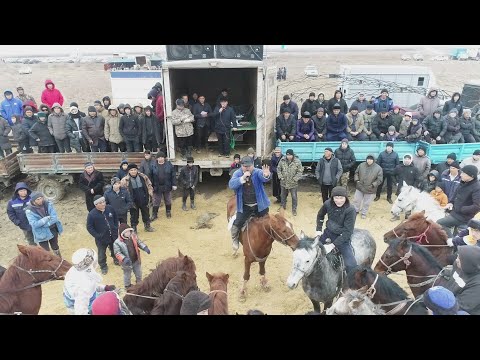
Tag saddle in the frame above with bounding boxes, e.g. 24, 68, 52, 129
241, 214, 256, 233
326, 250, 343, 272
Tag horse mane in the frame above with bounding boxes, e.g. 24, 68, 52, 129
349, 265, 409, 300
0, 246, 43, 289
390, 238, 442, 270
296, 237, 316, 250
150, 271, 197, 315
129, 254, 196, 295
425, 218, 449, 242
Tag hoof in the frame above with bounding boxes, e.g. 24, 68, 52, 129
260, 278, 270, 291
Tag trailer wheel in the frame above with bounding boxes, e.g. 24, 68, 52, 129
36, 178, 66, 202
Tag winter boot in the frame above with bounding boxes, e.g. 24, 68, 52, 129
144, 222, 155, 232
53, 249, 62, 258
182, 200, 188, 211
190, 200, 196, 210
132, 225, 138, 233
150, 206, 159, 222
231, 224, 241, 251
166, 204, 172, 219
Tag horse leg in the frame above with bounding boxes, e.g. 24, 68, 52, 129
310, 298, 321, 314
259, 261, 270, 291
239, 257, 252, 300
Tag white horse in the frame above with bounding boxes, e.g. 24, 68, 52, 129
326, 288, 385, 315
390, 182, 446, 222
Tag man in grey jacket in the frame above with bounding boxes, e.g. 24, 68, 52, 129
315, 147, 343, 203
353, 154, 383, 219
412, 145, 431, 183
48, 103, 70, 153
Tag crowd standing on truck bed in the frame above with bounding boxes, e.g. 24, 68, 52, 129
3, 76, 480, 316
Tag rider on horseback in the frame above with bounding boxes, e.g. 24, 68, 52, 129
229, 156, 271, 251
316, 186, 357, 274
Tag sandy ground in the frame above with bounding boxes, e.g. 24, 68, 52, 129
0, 49, 478, 314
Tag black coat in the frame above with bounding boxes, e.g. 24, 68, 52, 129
334, 146, 356, 172
86, 205, 118, 245
141, 113, 161, 145
151, 161, 176, 193
22, 115, 38, 146
450, 179, 480, 223
301, 99, 317, 116
372, 114, 393, 137
279, 101, 299, 120
327, 97, 348, 115
212, 106, 237, 134
315, 156, 342, 186
312, 115, 327, 136
119, 114, 141, 140
192, 102, 213, 128
29, 121, 55, 147
104, 188, 132, 217
78, 170, 105, 211
316, 199, 356, 246
394, 164, 420, 188
275, 115, 296, 138
377, 150, 399, 175
179, 165, 198, 189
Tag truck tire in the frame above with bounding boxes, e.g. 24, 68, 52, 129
36, 178, 66, 203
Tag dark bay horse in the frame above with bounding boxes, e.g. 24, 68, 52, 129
286, 231, 376, 313
0, 245, 71, 315
384, 211, 454, 266
374, 238, 450, 298
348, 265, 428, 315
150, 271, 199, 315
206, 272, 229, 315
124, 250, 197, 315
227, 196, 299, 298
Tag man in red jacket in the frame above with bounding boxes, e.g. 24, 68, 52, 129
41, 79, 64, 108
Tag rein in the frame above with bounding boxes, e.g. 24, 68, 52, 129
246, 221, 268, 263
263, 222, 296, 249
379, 245, 413, 275
393, 225, 431, 244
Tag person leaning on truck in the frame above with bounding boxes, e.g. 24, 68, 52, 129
212, 96, 238, 158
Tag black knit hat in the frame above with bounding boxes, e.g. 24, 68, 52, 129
468, 219, 480, 231
386, 142, 394, 148
88, 106, 96, 113
333, 103, 341, 110
350, 105, 358, 111
449, 161, 460, 169
309, 92, 315, 97
447, 153, 457, 160
281, 106, 292, 114
180, 291, 212, 315
331, 186, 347, 198
462, 165, 478, 178
186, 157, 194, 163
302, 111, 311, 118
156, 152, 166, 159
324, 147, 333, 153
286, 149, 294, 156
127, 163, 138, 171
283, 94, 290, 100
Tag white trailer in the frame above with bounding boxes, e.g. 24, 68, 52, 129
161, 58, 278, 179
338, 65, 438, 108
110, 70, 161, 106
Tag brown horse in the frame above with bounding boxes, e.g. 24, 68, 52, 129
227, 196, 299, 298
123, 250, 197, 315
0, 245, 71, 315
206, 272, 229, 315
150, 271, 199, 315
374, 238, 450, 298
383, 211, 454, 266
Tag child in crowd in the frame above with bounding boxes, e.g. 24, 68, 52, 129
229, 154, 241, 177
430, 182, 448, 208
385, 125, 400, 142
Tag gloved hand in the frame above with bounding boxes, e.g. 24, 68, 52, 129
104, 285, 116, 291
172, 186, 177, 191
324, 243, 335, 254
144, 246, 151, 254
446, 238, 454, 247
315, 230, 322, 237
123, 258, 132, 267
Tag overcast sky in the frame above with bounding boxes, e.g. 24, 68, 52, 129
0, 45, 477, 57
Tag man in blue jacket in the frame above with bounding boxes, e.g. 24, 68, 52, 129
228, 156, 271, 252
86, 195, 119, 275
1, 90, 23, 125
7, 182, 35, 245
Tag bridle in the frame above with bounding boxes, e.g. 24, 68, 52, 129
378, 245, 413, 275
293, 242, 324, 278
263, 222, 296, 249
1, 258, 67, 294
163, 276, 199, 302
365, 273, 379, 298
393, 224, 431, 244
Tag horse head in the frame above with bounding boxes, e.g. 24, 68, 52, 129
391, 183, 416, 216
286, 232, 323, 289
374, 238, 412, 274
206, 272, 229, 291
383, 210, 427, 243
326, 289, 385, 315
269, 213, 299, 250
347, 265, 379, 293
16, 245, 72, 282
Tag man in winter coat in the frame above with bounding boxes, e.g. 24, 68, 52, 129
86, 195, 119, 275
437, 153, 457, 175
279, 95, 299, 120
78, 162, 105, 212
63, 248, 116, 315
7, 182, 35, 245
119, 104, 141, 152
171, 99, 195, 160
442, 108, 462, 144
104, 105, 123, 152
325, 104, 348, 141
412, 145, 431, 180
82, 106, 106, 152
154, 86, 165, 143
375, 142, 399, 203
150, 152, 176, 220
10, 115, 31, 154
312, 107, 327, 142
114, 223, 151, 289
445, 246, 480, 315
373, 89, 394, 113
353, 154, 383, 219
405, 118, 423, 143
301, 92, 318, 116
104, 177, 132, 225
335, 139, 356, 188
296, 112, 315, 141
459, 109, 476, 143
121, 163, 154, 232
327, 90, 348, 115
94, 100, 108, 120
275, 107, 296, 141
1, 90, 23, 125
139, 150, 155, 181
423, 109, 446, 144
372, 107, 393, 140
346, 106, 367, 141
179, 156, 198, 211
437, 165, 480, 237
443, 92, 463, 117
391, 154, 421, 221
192, 95, 213, 151
212, 96, 237, 158
48, 103, 70, 153
142, 106, 161, 152
440, 162, 462, 202
16, 86, 36, 106
270, 147, 283, 203
22, 105, 39, 152
29, 112, 56, 153
315, 147, 343, 203
277, 149, 303, 216
65, 105, 83, 153
359, 104, 377, 140
40, 79, 64, 108
314, 93, 329, 114
350, 93, 369, 113
418, 88, 440, 121
460, 150, 480, 179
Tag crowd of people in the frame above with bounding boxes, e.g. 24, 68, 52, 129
276, 89, 480, 144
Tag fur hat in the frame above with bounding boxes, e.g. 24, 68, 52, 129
423, 286, 459, 315
331, 186, 347, 198
127, 163, 138, 171
93, 195, 105, 206
91, 291, 120, 315
180, 291, 212, 315
72, 248, 97, 272
462, 165, 478, 178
